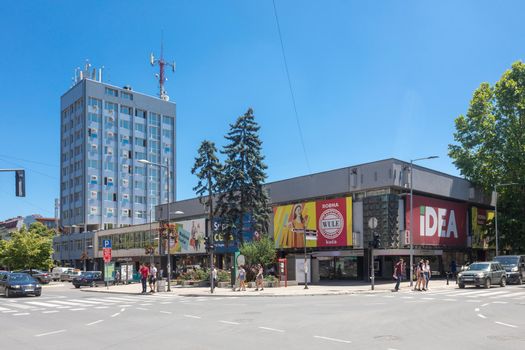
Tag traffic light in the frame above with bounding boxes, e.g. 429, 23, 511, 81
204, 236, 215, 251
373, 232, 381, 249
15, 170, 25, 197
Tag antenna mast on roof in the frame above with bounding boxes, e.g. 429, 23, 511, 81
150, 34, 175, 101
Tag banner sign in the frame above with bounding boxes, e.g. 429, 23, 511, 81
273, 196, 352, 248
103, 248, 112, 263
168, 218, 206, 254
212, 214, 255, 253
406, 195, 468, 247
471, 207, 495, 249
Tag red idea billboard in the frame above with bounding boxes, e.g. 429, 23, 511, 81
406, 195, 468, 247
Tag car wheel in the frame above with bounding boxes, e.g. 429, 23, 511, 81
5, 289, 10, 298
74, 285, 80, 289
90, 281, 96, 288
500, 276, 506, 287
35, 291, 41, 297
459, 283, 465, 289
518, 276, 523, 285
484, 278, 491, 289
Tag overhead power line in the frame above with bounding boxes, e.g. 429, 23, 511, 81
272, 0, 311, 173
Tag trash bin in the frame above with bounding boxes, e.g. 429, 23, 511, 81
157, 279, 166, 292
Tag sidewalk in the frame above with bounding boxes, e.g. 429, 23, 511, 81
80, 278, 459, 297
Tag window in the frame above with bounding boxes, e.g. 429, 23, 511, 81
135, 109, 146, 118
135, 210, 146, 219
121, 91, 133, 101
149, 140, 160, 151
134, 180, 145, 190
105, 87, 118, 97
149, 112, 160, 124
134, 137, 146, 147
162, 115, 173, 126
104, 146, 113, 156
104, 161, 115, 171
162, 129, 172, 139
120, 105, 132, 115
122, 209, 131, 217
134, 151, 146, 160
121, 149, 129, 158
134, 195, 146, 204
104, 101, 118, 112
134, 166, 146, 176
88, 97, 101, 109
122, 179, 129, 187
106, 207, 114, 217
90, 175, 98, 184
119, 119, 130, 129
104, 177, 114, 186
88, 128, 98, 138
149, 126, 160, 138
88, 113, 100, 123
120, 135, 130, 145
88, 160, 100, 169
90, 191, 98, 199
134, 123, 145, 133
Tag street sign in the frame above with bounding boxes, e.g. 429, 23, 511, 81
102, 239, 112, 248
103, 248, 112, 263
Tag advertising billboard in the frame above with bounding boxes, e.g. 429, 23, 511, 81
168, 218, 206, 254
212, 214, 255, 253
471, 207, 495, 249
273, 197, 352, 248
406, 196, 468, 247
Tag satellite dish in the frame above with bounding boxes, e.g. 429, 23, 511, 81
150, 53, 155, 66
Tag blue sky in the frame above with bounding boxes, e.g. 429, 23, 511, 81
0, 0, 524, 219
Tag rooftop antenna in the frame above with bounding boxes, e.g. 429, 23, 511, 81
150, 34, 175, 101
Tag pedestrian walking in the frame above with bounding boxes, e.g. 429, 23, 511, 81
139, 263, 149, 294
149, 263, 158, 293
212, 266, 217, 292
114, 269, 121, 286
237, 266, 246, 291
450, 260, 457, 280
255, 264, 264, 291
414, 260, 424, 291
424, 260, 431, 290
392, 258, 404, 292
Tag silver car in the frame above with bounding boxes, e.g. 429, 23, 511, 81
457, 262, 506, 289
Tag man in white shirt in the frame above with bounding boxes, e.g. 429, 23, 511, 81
149, 264, 158, 293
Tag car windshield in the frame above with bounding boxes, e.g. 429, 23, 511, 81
9, 273, 36, 283
82, 272, 95, 278
494, 257, 519, 265
467, 263, 490, 271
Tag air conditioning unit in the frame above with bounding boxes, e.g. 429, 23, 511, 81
107, 131, 114, 138
122, 193, 129, 200
107, 207, 114, 214
108, 115, 114, 122
122, 209, 129, 216
122, 149, 129, 158
90, 191, 97, 199
122, 179, 129, 186
90, 175, 97, 184
107, 177, 114, 184
91, 144, 97, 151
90, 207, 98, 214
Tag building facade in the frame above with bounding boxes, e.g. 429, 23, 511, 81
60, 75, 176, 232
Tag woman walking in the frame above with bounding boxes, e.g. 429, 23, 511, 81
255, 264, 264, 291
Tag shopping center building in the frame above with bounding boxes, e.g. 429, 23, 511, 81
56, 158, 494, 282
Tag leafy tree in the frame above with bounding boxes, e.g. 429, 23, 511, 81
0, 222, 54, 271
217, 108, 271, 243
449, 61, 525, 251
239, 234, 276, 268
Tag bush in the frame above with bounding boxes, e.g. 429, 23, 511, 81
217, 270, 230, 282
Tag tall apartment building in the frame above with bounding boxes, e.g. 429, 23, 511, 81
60, 71, 176, 232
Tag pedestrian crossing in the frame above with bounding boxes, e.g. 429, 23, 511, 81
0, 293, 191, 316
397, 285, 525, 301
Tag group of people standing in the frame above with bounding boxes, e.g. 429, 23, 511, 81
139, 262, 158, 294
236, 264, 264, 291
392, 258, 432, 292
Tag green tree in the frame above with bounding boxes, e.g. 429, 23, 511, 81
217, 108, 271, 243
449, 61, 525, 251
191, 140, 222, 216
239, 234, 276, 268
0, 222, 54, 271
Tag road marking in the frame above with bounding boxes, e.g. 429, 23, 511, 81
5, 303, 34, 310
401, 296, 413, 299
86, 320, 104, 326
2, 310, 17, 313
35, 330, 66, 337
160, 302, 172, 304
259, 327, 285, 333
94, 306, 108, 309
443, 299, 457, 302
477, 314, 487, 319
120, 308, 125, 312
219, 320, 240, 325
474, 308, 480, 312
314, 335, 351, 344
119, 305, 133, 308
69, 299, 104, 305
466, 300, 481, 303
111, 312, 120, 317
495, 321, 518, 328
492, 301, 508, 304
25, 301, 64, 308
42, 311, 59, 314
70, 308, 86, 311
184, 315, 201, 319
422, 297, 435, 300
481, 303, 489, 307
13, 313, 30, 316
160, 311, 172, 314
51, 300, 86, 306
136, 307, 149, 311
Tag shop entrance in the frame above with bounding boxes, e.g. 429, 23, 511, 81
318, 256, 362, 280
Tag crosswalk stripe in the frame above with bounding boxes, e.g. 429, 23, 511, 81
25, 301, 64, 308
470, 291, 508, 297
4, 303, 34, 310
0, 307, 12, 311
68, 299, 105, 305
51, 300, 86, 306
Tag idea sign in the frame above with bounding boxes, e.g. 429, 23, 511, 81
406, 195, 468, 247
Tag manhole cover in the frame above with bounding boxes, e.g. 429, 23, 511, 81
374, 335, 400, 342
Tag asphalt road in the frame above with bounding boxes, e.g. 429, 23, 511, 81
2, 283, 525, 350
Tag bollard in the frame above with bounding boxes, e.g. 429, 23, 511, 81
446, 272, 449, 285
370, 275, 375, 290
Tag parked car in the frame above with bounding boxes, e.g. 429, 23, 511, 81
72, 271, 104, 288
457, 262, 507, 289
51, 267, 73, 281
493, 255, 525, 285
60, 269, 82, 282
0, 272, 42, 297
16, 269, 51, 284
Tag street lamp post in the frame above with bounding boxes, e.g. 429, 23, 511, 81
409, 156, 438, 287
303, 230, 308, 289
494, 183, 518, 256
138, 159, 182, 292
